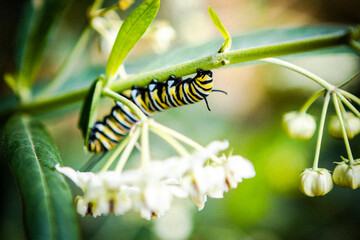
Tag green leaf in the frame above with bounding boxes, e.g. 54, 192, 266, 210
4, 73, 18, 94
2, 115, 80, 240
208, 6, 232, 53
106, 0, 160, 80
18, 0, 69, 95
78, 77, 104, 145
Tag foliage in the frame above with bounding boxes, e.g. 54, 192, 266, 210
1, 0, 360, 239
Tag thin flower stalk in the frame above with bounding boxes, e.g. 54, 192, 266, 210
150, 124, 189, 157
300, 90, 325, 113
312, 92, 330, 170
340, 89, 360, 107
337, 93, 360, 118
115, 127, 141, 172
100, 135, 130, 172
150, 121, 221, 164
332, 93, 355, 163
141, 120, 150, 168
260, 58, 335, 90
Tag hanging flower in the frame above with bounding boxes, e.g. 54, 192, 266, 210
298, 168, 333, 197
332, 159, 360, 189
283, 111, 316, 140
328, 112, 360, 139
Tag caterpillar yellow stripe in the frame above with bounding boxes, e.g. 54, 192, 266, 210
88, 69, 213, 153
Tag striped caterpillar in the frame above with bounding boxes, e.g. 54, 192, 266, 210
88, 69, 213, 153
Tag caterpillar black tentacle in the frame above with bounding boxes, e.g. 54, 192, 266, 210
212, 89, 228, 95
88, 69, 213, 153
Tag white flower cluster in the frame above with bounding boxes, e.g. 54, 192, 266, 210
56, 141, 255, 220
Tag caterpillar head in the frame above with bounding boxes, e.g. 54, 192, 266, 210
195, 69, 213, 83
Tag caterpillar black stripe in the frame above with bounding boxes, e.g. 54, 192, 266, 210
88, 69, 213, 153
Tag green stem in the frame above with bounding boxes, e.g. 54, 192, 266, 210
337, 93, 360, 118
337, 71, 360, 89
100, 135, 130, 172
260, 58, 334, 90
349, 39, 360, 53
90, 2, 119, 18
87, 0, 104, 18
18, 88, 88, 114
300, 90, 325, 113
110, 32, 348, 92
313, 92, 330, 170
115, 127, 141, 172
102, 88, 147, 121
10, 28, 353, 115
332, 93, 354, 163
38, 27, 93, 97
141, 121, 150, 168
338, 96, 347, 115
149, 124, 189, 156
340, 90, 360, 107
150, 121, 221, 163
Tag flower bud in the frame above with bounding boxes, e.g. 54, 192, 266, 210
298, 168, 333, 197
283, 112, 316, 140
332, 160, 360, 189
328, 112, 360, 139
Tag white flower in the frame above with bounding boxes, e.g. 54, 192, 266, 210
283, 111, 316, 140
204, 140, 229, 155
75, 196, 88, 217
189, 194, 207, 211
181, 164, 226, 210
56, 138, 256, 219
91, 11, 122, 54
112, 185, 137, 215
133, 182, 174, 220
56, 164, 138, 216
298, 168, 333, 197
143, 158, 188, 181
55, 164, 94, 191
223, 155, 256, 191
328, 112, 360, 139
333, 160, 360, 189
144, 20, 176, 53
180, 140, 229, 169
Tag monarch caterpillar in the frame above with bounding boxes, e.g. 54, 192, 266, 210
88, 69, 213, 153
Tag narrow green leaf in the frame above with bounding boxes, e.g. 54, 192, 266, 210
208, 6, 232, 53
4, 73, 18, 94
3, 115, 80, 240
106, 0, 160, 80
18, 0, 69, 94
78, 77, 104, 145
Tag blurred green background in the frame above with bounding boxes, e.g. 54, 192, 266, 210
1, 0, 360, 239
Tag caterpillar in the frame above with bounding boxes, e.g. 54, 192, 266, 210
88, 69, 213, 153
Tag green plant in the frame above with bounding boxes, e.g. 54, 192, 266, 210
2, 0, 360, 239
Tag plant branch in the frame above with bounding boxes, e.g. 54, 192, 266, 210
12, 28, 354, 115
